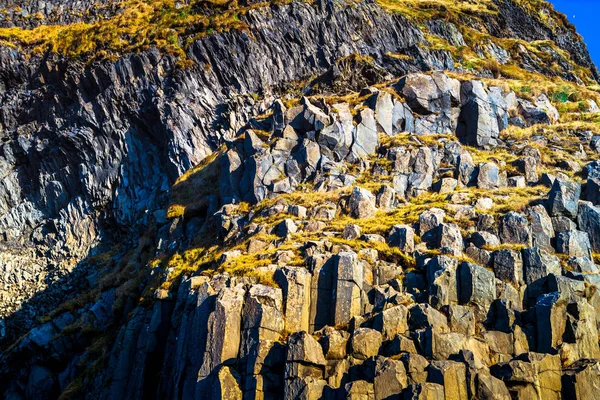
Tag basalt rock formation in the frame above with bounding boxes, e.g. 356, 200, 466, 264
1, 0, 600, 399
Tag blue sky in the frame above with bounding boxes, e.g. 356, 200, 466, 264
551, 0, 600, 66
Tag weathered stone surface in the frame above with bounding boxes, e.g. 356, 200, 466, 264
343, 224, 362, 241
427, 256, 459, 309
435, 223, 464, 256
402, 383, 445, 400
459, 262, 496, 309
351, 328, 382, 360
499, 212, 531, 246
276, 267, 312, 333
477, 162, 502, 189
527, 204, 555, 252
349, 187, 377, 219
428, 360, 468, 400
277, 218, 298, 237
373, 305, 409, 341
557, 230, 593, 260
457, 81, 506, 148
212, 366, 243, 400
201, 285, 245, 377
410, 304, 450, 333
285, 331, 326, 380
577, 201, 600, 252
346, 380, 375, 400
535, 292, 567, 352
353, 109, 379, 158
522, 247, 561, 285
373, 356, 408, 399
389, 224, 415, 253
284, 377, 326, 400
475, 374, 511, 400
242, 284, 285, 357
397, 72, 460, 115
333, 252, 364, 326
563, 360, 600, 400
515, 156, 539, 183
471, 231, 500, 248
444, 305, 475, 336
319, 327, 349, 360
419, 208, 446, 239
547, 179, 581, 219
492, 249, 523, 286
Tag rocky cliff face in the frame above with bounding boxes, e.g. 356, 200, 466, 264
1, 0, 600, 399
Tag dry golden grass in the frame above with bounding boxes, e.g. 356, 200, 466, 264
0, 0, 266, 62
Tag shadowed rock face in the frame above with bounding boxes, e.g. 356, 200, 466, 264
1, 0, 600, 398
0, 0, 443, 324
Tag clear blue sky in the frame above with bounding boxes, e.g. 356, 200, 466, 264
551, 0, 600, 67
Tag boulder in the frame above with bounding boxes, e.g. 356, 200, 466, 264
419, 208, 446, 239
285, 331, 326, 379
456, 80, 504, 147
459, 262, 496, 309
435, 223, 464, 256
427, 256, 459, 309
396, 72, 460, 115
457, 151, 477, 187
377, 185, 396, 211
557, 230, 593, 260
291, 98, 332, 133
562, 360, 600, 400
535, 292, 567, 353
515, 156, 538, 183
427, 360, 469, 400
373, 91, 394, 135
333, 252, 364, 326
318, 103, 354, 161
577, 201, 600, 252
444, 305, 475, 336
277, 218, 298, 237
477, 162, 503, 189
392, 100, 415, 134
409, 304, 450, 333
373, 305, 409, 341
522, 247, 561, 285
351, 328, 383, 360
401, 353, 430, 385
276, 267, 312, 333
343, 224, 362, 241
499, 212, 531, 246
352, 108, 379, 158
547, 179, 581, 219
319, 327, 349, 360
492, 249, 523, 286
349, 187, 377, 219
526, 204, 554, 252
471, 231, 500, 248
508, 175, 526, 188
388, 225, 415, 253
373, 356, 409, 399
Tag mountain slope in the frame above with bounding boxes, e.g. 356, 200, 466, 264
1, 0, 600, 398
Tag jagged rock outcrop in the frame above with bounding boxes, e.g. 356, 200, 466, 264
2, 0, 600, 398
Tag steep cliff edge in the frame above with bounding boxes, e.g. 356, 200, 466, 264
1, 0, 600, 398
